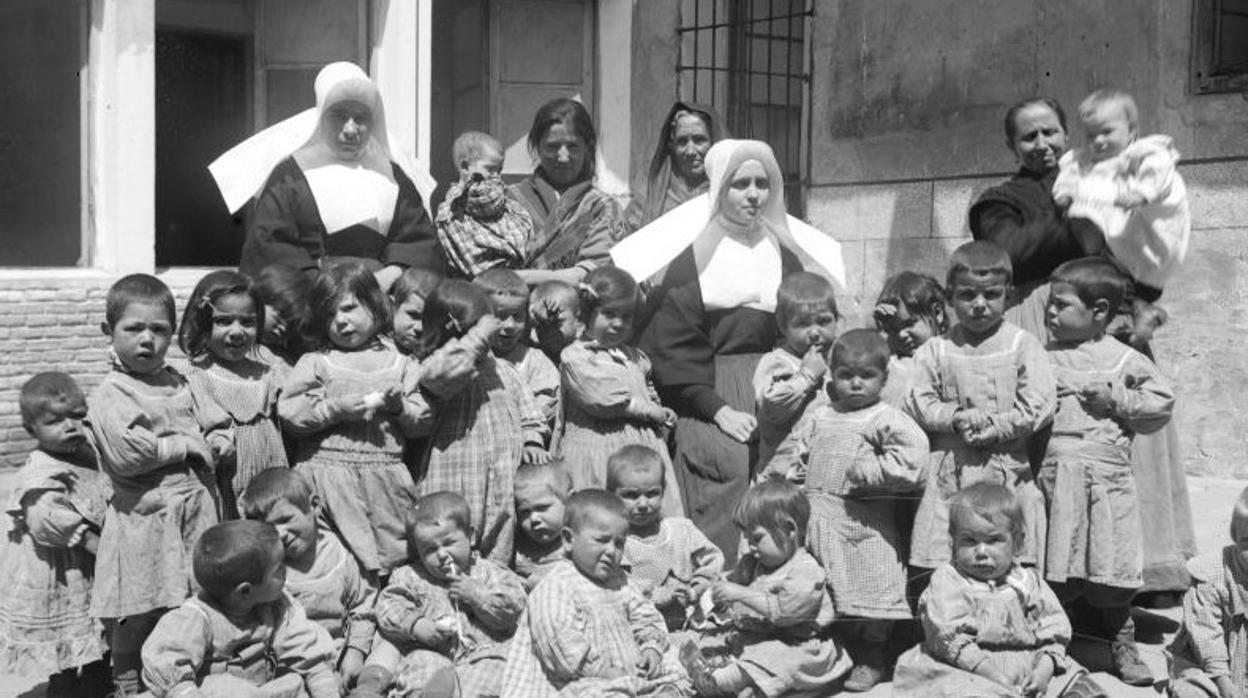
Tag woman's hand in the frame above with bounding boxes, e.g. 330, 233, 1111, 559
712, 406, 756, 443
636, 647, 663, 679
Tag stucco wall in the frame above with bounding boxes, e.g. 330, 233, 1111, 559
803, 0, 1248, 476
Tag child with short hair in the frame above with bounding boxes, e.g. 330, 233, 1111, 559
893, 483, 1084, 698
0, 373, 111, 696
512, 460, 573, 591
1168, 485, 1248, 698
873, 270, 948, 408
1052, 88, 1190, 347
241, 468, 379, 691
503, 490, 687, 697
529, 280, 582, 365
390, 266, 444, 357
752, 271, 839, 465
476, 267, 561, 433
141, 520, 338, 697
252, 262, 312, 368
680, 479, 851, 697
279, 262, 426, 576
1042, 256, 1174, 686
905, 241, 1055, 572
376, 491, 527, 697
180, 269, 289, 520
556, 266, 682, 515
413, 280, 549, 564
437, 130, 533, 279
609, 445, 724, 631
763, 329, 928, 691
89, 273, 232, 695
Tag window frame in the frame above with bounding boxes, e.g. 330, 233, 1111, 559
1192, 0, 1248, 95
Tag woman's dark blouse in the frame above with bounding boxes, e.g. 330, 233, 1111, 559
968, 168, 1092, 286
641, 244, 801, 420
240, 156, 444, 277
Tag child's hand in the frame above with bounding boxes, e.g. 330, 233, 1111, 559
410, 617, 455, 650
1076, 382, 1115, 418
381, 386, 404, 414
1055, 377, 1076, 398
658, 406, 678, 429
81, 530, 100, 556
522, 446, 550, 465
799, 345, 828, 379
448, 576, 483, 606
330, 395, 372, 422
648, 583, 677, 609
183, 435, 215, 469
713, 406, 756, 444
1020, 655, 1056, 697
636, 647, 663, 679
1054, 193, 1073, 208
338, 647, 366, 691
209, 435, 234, 465
710, 580, 746, 606
952, 408, 990, 442
1215, 674, 1239, 698
973, 661, 1014, 689
873, 301, 899, 326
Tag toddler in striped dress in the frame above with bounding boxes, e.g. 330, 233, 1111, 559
763, 329, 928, 691
512, 461, 572, 591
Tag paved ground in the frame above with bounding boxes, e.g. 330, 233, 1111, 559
0, 474, 1242, 697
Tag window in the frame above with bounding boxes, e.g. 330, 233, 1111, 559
1193, 0, 1248, 94
677, 0, 812, 214
0, 0, 86, 266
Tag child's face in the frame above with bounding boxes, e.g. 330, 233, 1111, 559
460, 148, 504, 180
880, 305, 939, 358
588, 301, 636, 349
515, 480, 566, 547
256, 498, 319, 565
949, 272, 1007, 337
412, 519, 473, 582
742, 524, 790, 570
328, 293, 378, 350
492, 295, 529, 356
208, 292, 259, 364
1082, 103, 1135, 162
781, 308, 837, 357
612, 464, 665, 532
392, 293, 426, 354
952, 513, 1016, 582
261, 304, 287, 348
106, 301, 173, 374
28, 399, 88, 456
1045, 281, 1102, 344
829, 357, 885, 410
563, 507, 628, 584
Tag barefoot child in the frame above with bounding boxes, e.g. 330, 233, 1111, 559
141, 520, 338, 697
763, 329, 928, 691
610, 445, 724, 631
0, 374, 111, 696
512, 461, 573, 591
503, 490, 687, 697
376, 492, 526, 697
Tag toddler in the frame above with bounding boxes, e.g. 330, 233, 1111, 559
502, 490, 687, 697
0, 373, 110, 696
390, 266, 444, 357
241, 468, 379, 691
763, 329, 928, 691
436, 130, 533, 279
141, 520, 338, 697
610, 445, 724, 632
1052, 88, 1190, 346
376, 491, 526, 697
752, 271, 839, 466
893, 483, 1084, 698
252, 262, 312, 368
556, 266, 682, 514
476, 267, 561, 433
278, 262, 425, 576
529, 280, 582, 365
413, 279, 549, 564
1168, 486, 1248, 698
180, 269, 289, 519
512, 460, 572, 590
89, 273, 231, 694
680, 479, 851, 697
905, 241, 1055, 571
873, 270, 948, 408
1042, 257, 1174, 686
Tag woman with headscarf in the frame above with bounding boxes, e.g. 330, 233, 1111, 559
612, 139, 846, 563
626, 101, 727, 230
970, 97, 1195, 595
215, 62, 443, 290
507, 98, 630, 285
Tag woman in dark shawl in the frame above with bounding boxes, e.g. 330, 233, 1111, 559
627, 101, 728, 230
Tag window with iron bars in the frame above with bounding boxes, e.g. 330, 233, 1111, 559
677, 0, 812, 215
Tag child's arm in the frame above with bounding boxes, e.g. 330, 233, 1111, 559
188, 381, 234, 467
22, 488, 95, 551
527, 349, 563, 428
339, 556, 379, 682
1093, 351, 1175, 435
759, 408, 815, 483
1180, 557, 1235, 685
450, 562, 527, 634
904, 340, 962, 434
270, 594, 344, 698
1051, 150, 1080, 208
374, 567, 455, 650
850, 409, 930, 492
624, 585, 670, 678
716, 555, 826, 628
753, 351, 822, 431
977, 333, 1056, 445
527, 580, 600, 682
499, 359, 551, 462
686, 523, 727, 596
88, 383, 210, 476
1119, 138, 1180, 206
278, 354, 364, 437
395, 357, 436, 439
561, 345, 668, 426
139, 605, 212, 698
1025, 573, 1072, 694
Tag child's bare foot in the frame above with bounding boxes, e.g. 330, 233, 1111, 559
679, 640, 721, 695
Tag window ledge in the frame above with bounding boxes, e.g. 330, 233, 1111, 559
0, 268, 114, 289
